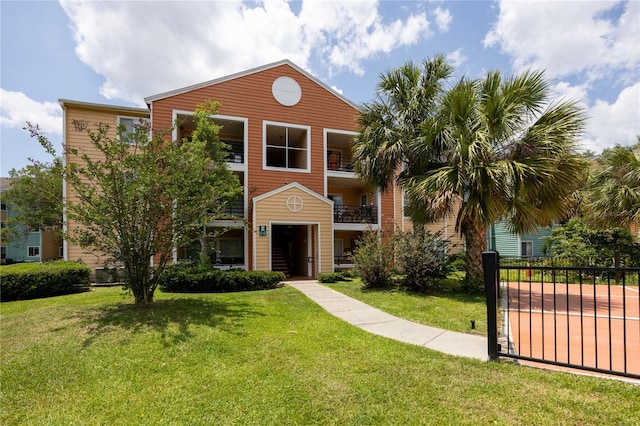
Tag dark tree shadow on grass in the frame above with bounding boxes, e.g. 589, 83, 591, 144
75, 297, 265, 348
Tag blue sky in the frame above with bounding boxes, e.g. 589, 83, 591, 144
1, 0, 638, 174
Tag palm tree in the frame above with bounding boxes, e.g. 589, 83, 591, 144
585, 139, 640, 234
354, 57, 587, 287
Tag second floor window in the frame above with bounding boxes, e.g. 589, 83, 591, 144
118, 116, 149, 143
264, 122, 310, 171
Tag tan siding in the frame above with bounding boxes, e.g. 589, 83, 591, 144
63, 105, 149, 270
254, 186, 333, 274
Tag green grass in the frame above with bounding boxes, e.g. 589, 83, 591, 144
2, 287, 639, 425
327, 277, 488, 335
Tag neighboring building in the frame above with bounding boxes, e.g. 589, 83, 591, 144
61, 60, 460, 279
0, 177, 61, 263
487, 221, 556, 258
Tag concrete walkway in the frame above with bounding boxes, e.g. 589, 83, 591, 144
287, 280, 488, 361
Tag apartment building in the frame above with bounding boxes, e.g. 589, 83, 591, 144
61, 60, 460, 278
0, 177, 61, 263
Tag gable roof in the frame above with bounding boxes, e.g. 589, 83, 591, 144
144, 59, 360, 110
251, 182, 333, 207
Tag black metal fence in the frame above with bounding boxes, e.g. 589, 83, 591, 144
483, 251, 640, 380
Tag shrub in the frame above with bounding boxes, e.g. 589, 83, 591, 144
0, 261, 91, 302
448, 252, 466, 272
158, 264, 285, 293
351, 230, 393, 289
395, 229, 449, 292
318, 272, 350, 283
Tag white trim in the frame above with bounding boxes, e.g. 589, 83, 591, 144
377, 189, 382, 226
60, 103, 68, 261
323, 128, 328, 196
252, 200, 257, 271
116, 115, 149, 143
252, 182, 333, 206
58, 98, 149, 115
262, 120, 311, 173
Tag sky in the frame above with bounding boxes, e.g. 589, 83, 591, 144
1, 0, 639, 175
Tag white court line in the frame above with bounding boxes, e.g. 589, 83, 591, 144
507, 308, 640, 322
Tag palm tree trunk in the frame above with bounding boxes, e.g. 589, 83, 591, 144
463, 219, 488, 289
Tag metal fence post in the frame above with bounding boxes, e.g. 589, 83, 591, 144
483, 251, 499, 361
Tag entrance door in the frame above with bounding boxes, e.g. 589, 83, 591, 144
271, 225, 313, 278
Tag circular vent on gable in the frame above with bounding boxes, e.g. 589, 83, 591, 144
272, 76, 302, 106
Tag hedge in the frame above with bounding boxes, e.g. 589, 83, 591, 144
158, 264, 285, 293
317, 271, 352, 283
0, 261, 91, 302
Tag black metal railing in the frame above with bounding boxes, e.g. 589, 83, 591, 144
483, 252, 640, 380
208, 199, 245, 218
327, 150, 355, 172
333, 205, 377, 224
224, 140, 244, 164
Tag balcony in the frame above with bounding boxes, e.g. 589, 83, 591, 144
207, 198, 245, 221
333, 204, 377, 224
327, 150, 355, 173
224, 140, 244, 164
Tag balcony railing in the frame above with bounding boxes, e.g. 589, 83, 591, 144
334, 255, 353, 265
224, 140, 244, 163
208, 199, 245, 218
333, 205, 377, 224
327, 150, 354, 172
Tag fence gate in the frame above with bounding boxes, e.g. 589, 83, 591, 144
482, 251, 640, 380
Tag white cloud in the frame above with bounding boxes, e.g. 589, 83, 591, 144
583, 82, 640, 152
432, 7, 452, 32
331, 85, 344, 95
0, 89, 62, 135
446, 49, 466, 69
60, 0, 432, 104
484, 1, 639, 81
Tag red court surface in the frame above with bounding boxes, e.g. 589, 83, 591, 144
502, 282, 640, 377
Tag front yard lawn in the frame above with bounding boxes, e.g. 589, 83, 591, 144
1, 286, 638, 425
327, 277, 488, 335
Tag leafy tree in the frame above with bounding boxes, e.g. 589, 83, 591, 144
29, 101, 241, 305
354, 56, 587, 288
541, 218, 639, 267
0, 160, 63, 243
584, 139, 640, 232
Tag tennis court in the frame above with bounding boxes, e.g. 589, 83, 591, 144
502, 280, 640, 377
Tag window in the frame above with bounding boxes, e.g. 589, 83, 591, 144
328, 194, 343, 207
521, 241, 533, 257
1, 202, 6, 211
117, 116, 148, 143
334, 239, 344, 258
1, 246, 6, 260
28, 246, 40, 257
264, 122, 310, 171
213, 238, 244, 266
